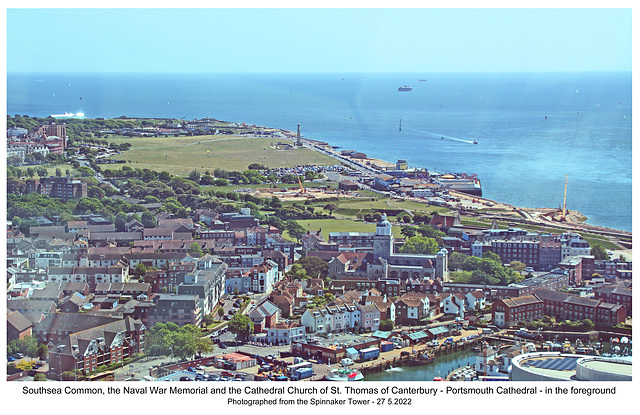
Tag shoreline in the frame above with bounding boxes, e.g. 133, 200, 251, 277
287, 134, 631, 238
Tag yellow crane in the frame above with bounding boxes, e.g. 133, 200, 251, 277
296, 174, 306, 194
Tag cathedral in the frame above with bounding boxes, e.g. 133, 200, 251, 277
367, 213, 449, 282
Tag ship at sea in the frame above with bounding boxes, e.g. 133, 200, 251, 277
50, 112, 85, 119
434, 172, 482, 196
398, 86, 413, 92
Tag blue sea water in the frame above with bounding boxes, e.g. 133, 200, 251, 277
6, 72, 632, 231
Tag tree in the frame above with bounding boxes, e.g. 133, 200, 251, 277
189, 242, 204, 257
7, 155, 23, 167
228, 314, 253, 341
141, 211, 157, 228
399, 236, 439, 255
34, 373, 47, 381
323, 203, 338, 218
88, 186, 106, 199
61, 370, 81, 381
38, 344, 49, 361
134, 263, 147, 277
217, 307, 225, 319
115, 212, 128, 232
195, 337, 214, 356
582, 319, 595, 331
400, 225, 417, 238
590, 243, 608, 260
379, 319, 394, 331
188, 169, 201, 183
55, 167, 63, 177
286, 263, 308, 280
509, 261, 526, 273
448, 252, 468, 270
294, 256, 329, 279
417, 224, 446, 244
285, 220, 306, 242
11, 216, 22, 228
269, 196, 282, 209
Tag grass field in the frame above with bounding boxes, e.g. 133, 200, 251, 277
309, 197, 451, 219
285, 218, 403, 241
15, 163, 78, 177
104, 135, 337, 175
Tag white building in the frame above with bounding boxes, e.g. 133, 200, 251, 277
265, 322, 306, 345
561, 233, 591, 260
465, 290, 486, 312
443, 293, 466, 317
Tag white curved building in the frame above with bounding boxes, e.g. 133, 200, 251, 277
510, 352, 632, 381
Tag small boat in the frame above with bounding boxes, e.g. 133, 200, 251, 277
398, 86, 413, 92
326, 368, 364, 381
433, 376, 444, 381
472, 140, 478, 144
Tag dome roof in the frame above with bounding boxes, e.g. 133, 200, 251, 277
377, 213, 391, 227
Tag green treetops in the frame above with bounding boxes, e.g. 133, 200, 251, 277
399, 235, 439, 255
228, 314, 253, 340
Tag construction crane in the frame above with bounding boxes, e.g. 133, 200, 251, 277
295, 173, 315, 198
296, 174, 306, 194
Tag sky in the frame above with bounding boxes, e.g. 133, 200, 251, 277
5, 7, 632, 73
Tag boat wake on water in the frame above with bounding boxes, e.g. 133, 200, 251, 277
385, 366, 404, 372
414, 130, 476, 144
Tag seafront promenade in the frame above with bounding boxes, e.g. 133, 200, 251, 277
293, 135, 631, 240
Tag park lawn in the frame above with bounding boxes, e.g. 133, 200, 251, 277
320, 197, 451, 219
287, 218, 403, 241
103, 135, 336, 175
15, 163, 78, 178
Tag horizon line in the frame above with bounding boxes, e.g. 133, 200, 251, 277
7, 70, 632, 75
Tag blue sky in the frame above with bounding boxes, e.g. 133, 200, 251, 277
6, 8, 632, 73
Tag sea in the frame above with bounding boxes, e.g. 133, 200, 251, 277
6, 72, 632, 231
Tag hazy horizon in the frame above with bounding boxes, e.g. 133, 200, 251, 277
7, 8, 631, 73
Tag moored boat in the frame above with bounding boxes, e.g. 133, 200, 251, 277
326, 368, 364, 381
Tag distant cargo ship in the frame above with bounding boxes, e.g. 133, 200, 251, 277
398, 86, 413, 92
50, 112, 85, 119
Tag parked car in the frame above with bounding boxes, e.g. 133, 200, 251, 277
340, 358, 354, 366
